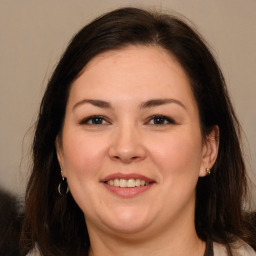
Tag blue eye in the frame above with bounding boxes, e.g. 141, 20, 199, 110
148, 115, 175, 125
80, 115, 108, 125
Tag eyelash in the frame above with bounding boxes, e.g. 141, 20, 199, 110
146, 115, 176, 125
80, 115, 110, 125
80, 115, 176, 126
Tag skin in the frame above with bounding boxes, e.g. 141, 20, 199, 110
56, 45, 219, 256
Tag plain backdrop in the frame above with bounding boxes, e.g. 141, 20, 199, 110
0, 0, 255, 208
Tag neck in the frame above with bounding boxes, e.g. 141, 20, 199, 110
87, 215, 205, 256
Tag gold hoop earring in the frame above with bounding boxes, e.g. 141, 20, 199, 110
206, 168, 211, 176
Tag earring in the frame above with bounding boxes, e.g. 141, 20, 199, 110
206, 168, 211, 176
58, 174, 69, 196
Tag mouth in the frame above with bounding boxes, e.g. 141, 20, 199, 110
101, 173, 155, 198
104, 178, 152, 188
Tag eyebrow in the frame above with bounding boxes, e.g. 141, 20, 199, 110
140, 99, 186, 110
73, 99, 112, 111
72, 98, 186, 111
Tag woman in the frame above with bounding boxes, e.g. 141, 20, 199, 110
21, 7, 256, 256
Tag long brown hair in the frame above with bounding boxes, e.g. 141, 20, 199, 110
20, 7, 255, 255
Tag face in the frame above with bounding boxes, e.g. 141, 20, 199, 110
56, 46, 218, 238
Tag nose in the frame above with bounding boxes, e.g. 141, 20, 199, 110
108, 123, 147, 163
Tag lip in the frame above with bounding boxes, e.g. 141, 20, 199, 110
101, 173, 155, 198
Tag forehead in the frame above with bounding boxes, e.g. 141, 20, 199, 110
82, 45, 187, 80
69, 45, 196, 108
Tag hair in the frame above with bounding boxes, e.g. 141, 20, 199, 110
20, 7, 256, 256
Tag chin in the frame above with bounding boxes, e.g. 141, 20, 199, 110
106, 221, 150, 236
101, 208, 153, 235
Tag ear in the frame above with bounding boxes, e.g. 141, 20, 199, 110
55, 135, 66, 177
199, 126, 219, 177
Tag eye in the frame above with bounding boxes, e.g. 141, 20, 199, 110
147, 115, 176, 125
80, 115, 109, 125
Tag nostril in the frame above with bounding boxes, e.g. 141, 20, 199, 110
111, 152, 143, 162
108, 137, 147, 162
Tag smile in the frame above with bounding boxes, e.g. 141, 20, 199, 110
101, 173, 155, 198
105, 179, 150, 188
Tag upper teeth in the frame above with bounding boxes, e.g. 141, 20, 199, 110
107, 179, 149, 188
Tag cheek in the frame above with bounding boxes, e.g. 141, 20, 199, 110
148, 131, 203, 212
148, 130, 203, 178
61, 131, 108, 179
60, 132, 109, 214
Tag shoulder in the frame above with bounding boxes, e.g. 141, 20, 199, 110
213, 240, 256, 256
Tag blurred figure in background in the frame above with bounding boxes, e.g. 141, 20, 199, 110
0, 189, 25, 256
